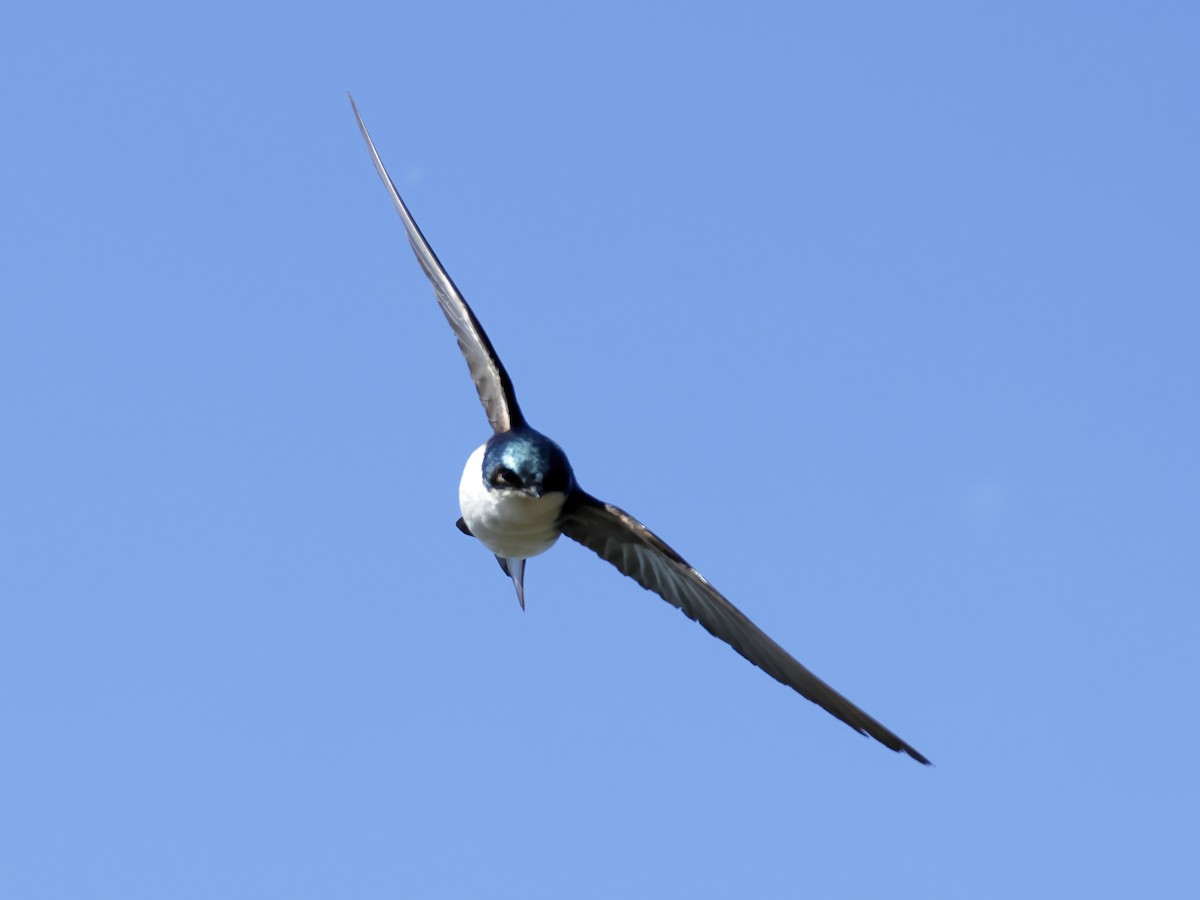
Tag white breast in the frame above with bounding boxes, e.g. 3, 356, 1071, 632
458, 443, 566, 559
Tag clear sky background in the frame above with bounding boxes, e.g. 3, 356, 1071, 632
2, 3, 1198, 898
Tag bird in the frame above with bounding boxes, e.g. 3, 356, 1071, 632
349, 94, 931, 765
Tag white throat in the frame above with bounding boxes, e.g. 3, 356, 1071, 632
458, 443, 566, 560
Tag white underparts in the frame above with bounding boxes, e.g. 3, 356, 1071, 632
458, 443, 566, 560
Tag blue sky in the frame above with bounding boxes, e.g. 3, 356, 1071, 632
2, 2, 1198, 897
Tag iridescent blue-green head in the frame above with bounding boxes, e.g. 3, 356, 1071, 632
482, 428, 575, 498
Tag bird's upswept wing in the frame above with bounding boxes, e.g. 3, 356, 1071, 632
350, 94, 524, 433
559, 491, 930, 765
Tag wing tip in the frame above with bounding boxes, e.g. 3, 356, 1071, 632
876, 731, 932, 766
903, 745, 933, 766
844, 717, 931, 765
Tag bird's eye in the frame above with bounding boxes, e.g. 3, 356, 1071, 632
492, 468, 521, 488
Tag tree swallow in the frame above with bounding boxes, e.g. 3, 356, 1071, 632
350, 95, 930, 765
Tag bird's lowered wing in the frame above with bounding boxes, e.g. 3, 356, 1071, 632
349, 94, 524, 433
559, 491, 930, 764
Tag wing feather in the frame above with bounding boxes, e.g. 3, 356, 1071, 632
560, 491, 930, 764
349, 94, 523, 433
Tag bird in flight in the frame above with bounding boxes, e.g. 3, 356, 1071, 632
349, 95, 930, 765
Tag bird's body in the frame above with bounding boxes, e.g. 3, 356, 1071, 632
458, 437, 569, 561
350, 94, 932, 765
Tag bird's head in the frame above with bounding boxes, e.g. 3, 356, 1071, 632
482, 428, 575, 498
